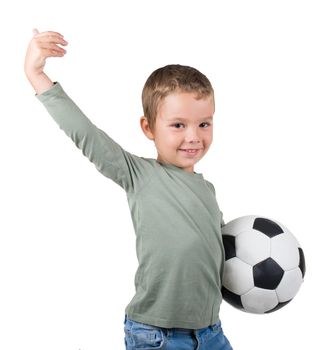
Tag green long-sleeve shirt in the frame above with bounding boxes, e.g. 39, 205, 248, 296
37, 82, 225, 329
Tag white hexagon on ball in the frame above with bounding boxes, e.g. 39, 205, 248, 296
241, 288, 278, 314
271, 232, 300, 270
276, 268, 303, 302
223, 257, 254, 295
236, 230, 271, 266
221, 215, 259, 237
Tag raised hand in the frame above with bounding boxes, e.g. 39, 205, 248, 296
24, 29, 68, 94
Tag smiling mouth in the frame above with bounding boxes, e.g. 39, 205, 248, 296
179, 149, 202, 154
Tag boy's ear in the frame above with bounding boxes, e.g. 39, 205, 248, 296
140, 116, 155, 140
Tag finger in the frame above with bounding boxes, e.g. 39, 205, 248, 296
49, 49, 66, 57
39, 42, 67, 53
36, 30, 65, 38
33, 28, 39, 36
43, 49, 66, 57
36, 35, 68, 46
39, 47, 67, 58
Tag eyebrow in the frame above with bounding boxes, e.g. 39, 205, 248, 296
167, 116, 213, 122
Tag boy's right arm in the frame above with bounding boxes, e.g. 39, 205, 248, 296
24, 29, 150, 192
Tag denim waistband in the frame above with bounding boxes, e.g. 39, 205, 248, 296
172, 327, 195, 332
166, 328, 196, 336
124, 314, 220, 335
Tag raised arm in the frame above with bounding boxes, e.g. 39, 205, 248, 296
24, 29, 68, 95
24, 29, 152, 192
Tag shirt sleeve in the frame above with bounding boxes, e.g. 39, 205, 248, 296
36, 82, 152, 192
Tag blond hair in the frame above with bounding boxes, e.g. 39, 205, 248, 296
142, 64, 214, 131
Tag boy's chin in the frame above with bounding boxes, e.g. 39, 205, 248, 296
177, 159, 202, 173
157, 154, 203, 172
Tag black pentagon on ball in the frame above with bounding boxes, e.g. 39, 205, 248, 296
298, 247, 306, 278
222, 235, 236, 260
253, 217, 284, 238
221, 286, 243, 310
253, 257, 284, 289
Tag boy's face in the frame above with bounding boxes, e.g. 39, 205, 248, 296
141, 92, 215, 173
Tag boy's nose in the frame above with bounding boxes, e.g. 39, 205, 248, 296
185, 128, 201, 143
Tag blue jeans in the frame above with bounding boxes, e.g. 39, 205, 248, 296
124, 315, 233, 350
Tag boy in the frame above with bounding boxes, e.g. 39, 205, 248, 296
25, 29, 233, 350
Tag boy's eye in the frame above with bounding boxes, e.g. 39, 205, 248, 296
200, 122, 211, 128
172, 123, 185, 129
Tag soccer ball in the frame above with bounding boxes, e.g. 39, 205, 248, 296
221, 215, 306, 314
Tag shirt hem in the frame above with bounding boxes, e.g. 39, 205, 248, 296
125, 311, 220, 330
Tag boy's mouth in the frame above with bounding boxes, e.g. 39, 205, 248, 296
179, 148, 202, 156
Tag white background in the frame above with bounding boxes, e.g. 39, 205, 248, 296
0, 0, 322, 349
